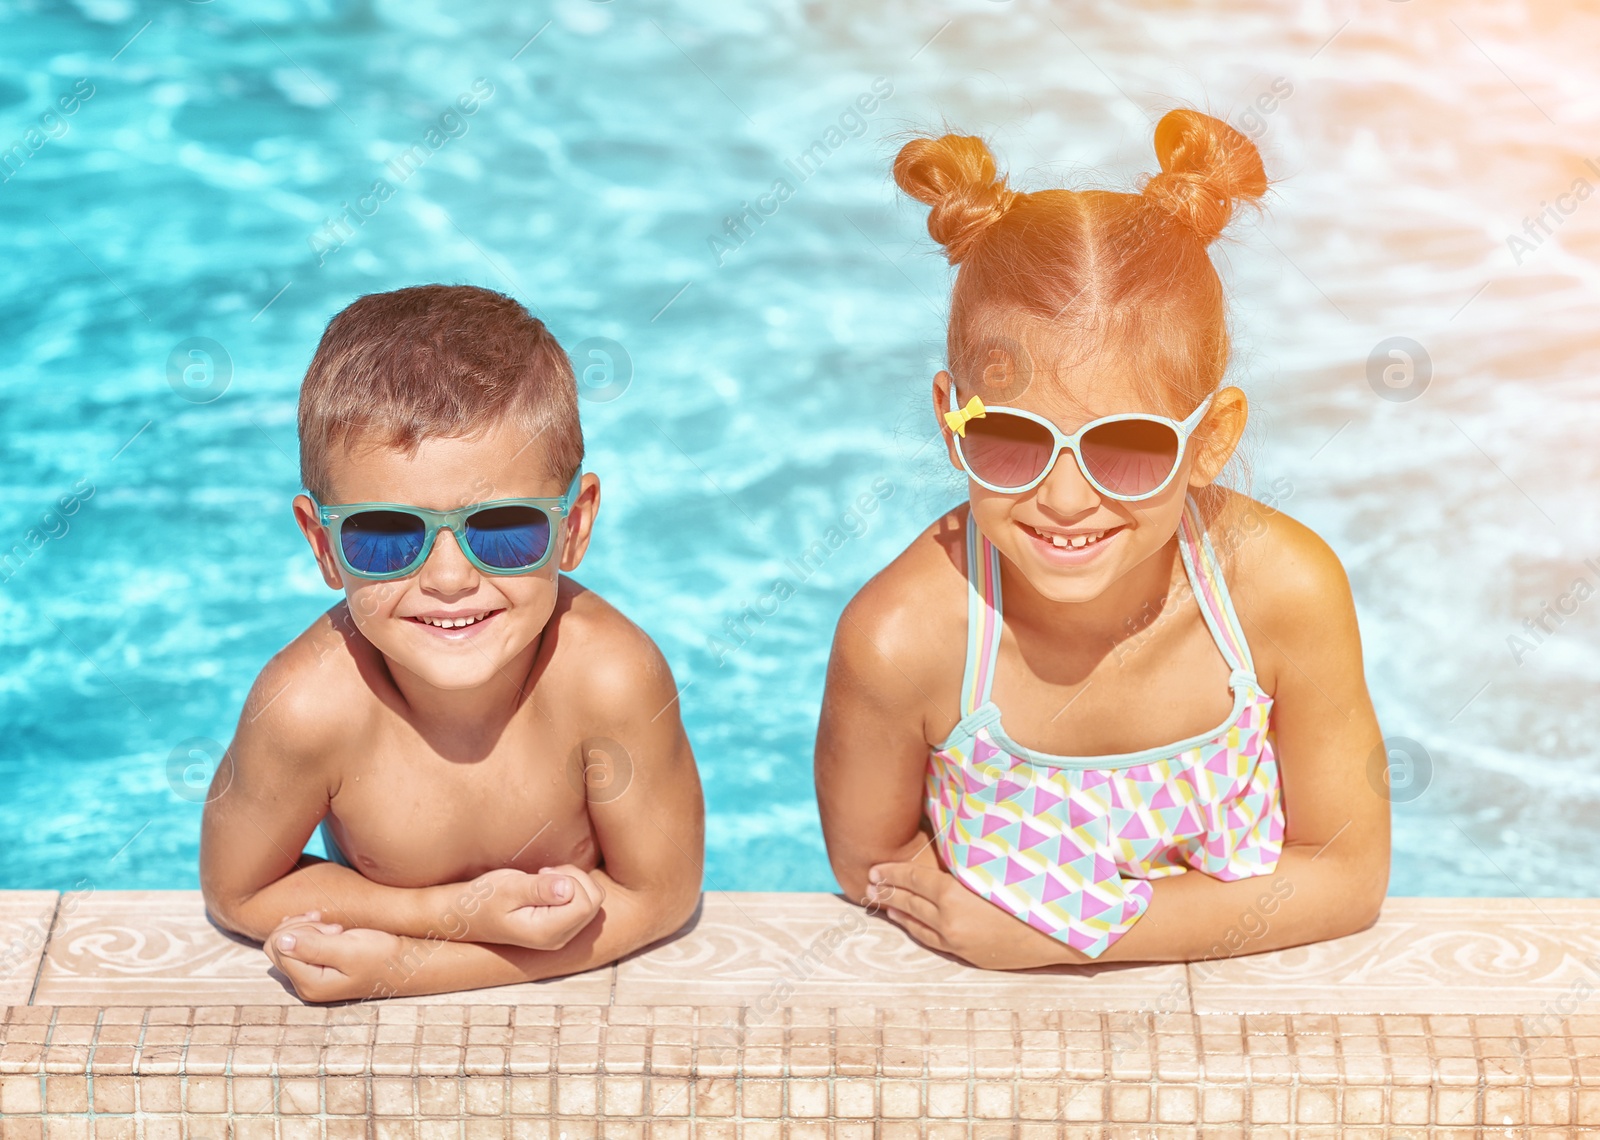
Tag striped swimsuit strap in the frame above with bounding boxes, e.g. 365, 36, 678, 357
957, 494, 1255, 719
1174, 494, 1256, 677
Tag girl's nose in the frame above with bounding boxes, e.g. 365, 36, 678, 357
1032, 446, 1102, 518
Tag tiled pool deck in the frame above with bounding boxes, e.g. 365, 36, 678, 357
1, 892, 1598, 1136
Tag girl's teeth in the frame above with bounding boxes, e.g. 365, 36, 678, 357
1046, 530, 1107, 548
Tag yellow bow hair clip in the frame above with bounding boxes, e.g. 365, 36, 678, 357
943, 394, 987, 437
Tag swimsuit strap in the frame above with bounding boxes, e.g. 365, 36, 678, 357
957, 494, 1254, 719
960, 510, 1005, 716
1176, 492, 1256, 676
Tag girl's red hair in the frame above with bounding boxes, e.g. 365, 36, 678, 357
895, 109, 1269, 519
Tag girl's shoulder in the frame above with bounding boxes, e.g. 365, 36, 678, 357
1206, 486, 1362, 693
832, 504, 972, 689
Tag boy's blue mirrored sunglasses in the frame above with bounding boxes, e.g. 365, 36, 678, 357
310, 473, 581, 581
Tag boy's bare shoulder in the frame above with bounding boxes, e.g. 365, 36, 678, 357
236, 604, 376, 766
546, 576, 677, 725
833, 506, 969, 688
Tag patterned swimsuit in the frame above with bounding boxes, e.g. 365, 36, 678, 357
925, 494, 1285, 959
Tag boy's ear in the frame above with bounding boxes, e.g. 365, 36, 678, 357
932, 370, 963, 473
557, 473, 601, 573
292, 494, 346, 590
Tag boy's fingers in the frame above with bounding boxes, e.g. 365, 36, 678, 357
541, 865, 605, 910
273, 920, 345, 954
276, 956, 346, 1003
574, 872, 605, 910
275, 926, 349, 966
524, 872, 574, 906
268, 943, 328, 988
277, 956, 320, 987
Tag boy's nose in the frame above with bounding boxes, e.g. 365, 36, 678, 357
417, 527, 480, 591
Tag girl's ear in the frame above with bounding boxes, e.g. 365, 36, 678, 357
1188, 386, 1249, 486
932, 371, 962, 472
292, 494, 346, 590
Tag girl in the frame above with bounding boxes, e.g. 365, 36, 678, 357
815, 110, 1389, 968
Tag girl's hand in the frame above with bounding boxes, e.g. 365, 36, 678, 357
264, 914, 404, 1003
867, 861, 1076, 971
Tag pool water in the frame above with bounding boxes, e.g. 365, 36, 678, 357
3, 0, 1598, 899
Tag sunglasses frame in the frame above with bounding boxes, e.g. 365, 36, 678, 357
310, 472, 583, 581
946, 386, 1215, 501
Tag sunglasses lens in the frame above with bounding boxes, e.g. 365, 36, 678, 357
1079, 419, 1182, 498
961, 413, 1057, 490
340, 511, 427, 575
464, 506, 552, 571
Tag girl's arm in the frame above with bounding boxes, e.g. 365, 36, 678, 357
1103, 515, 1390, 960
815, 575, 953, 904
864, 516, 1391, 968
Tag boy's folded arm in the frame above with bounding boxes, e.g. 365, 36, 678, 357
224, 857, 504, 943
199, 633, 470, 943
200, 642, 334, 940
270, 866, 673, 1001
366, 869, 683, 997
276, 624, 707, 1001
417, 623, 709, 993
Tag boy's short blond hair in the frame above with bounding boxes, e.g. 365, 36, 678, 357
297, 285, 583, 500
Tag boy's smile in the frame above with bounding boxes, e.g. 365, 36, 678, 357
409, 608, 504, 634
292, 419, 599, 694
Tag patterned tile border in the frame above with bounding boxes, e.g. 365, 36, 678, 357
16, 892, 1600, 1016
1187, 898, 1600, 1015
32, 892, 611, 1007
0, 891, 56, 1006
613, 893, 1187, 1010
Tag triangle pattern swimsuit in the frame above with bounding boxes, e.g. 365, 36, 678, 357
925, 493, 1286, 960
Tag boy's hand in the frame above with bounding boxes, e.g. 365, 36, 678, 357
464, 865, 606, 950
264, 913, 404, 1004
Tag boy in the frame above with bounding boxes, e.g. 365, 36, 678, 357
200, 285, 704, 1002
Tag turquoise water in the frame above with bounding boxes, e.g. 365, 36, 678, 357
4, 1, 1599, 899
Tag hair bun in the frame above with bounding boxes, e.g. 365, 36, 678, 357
1142, 109, 1268, 243
893, 134, 1019, 265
